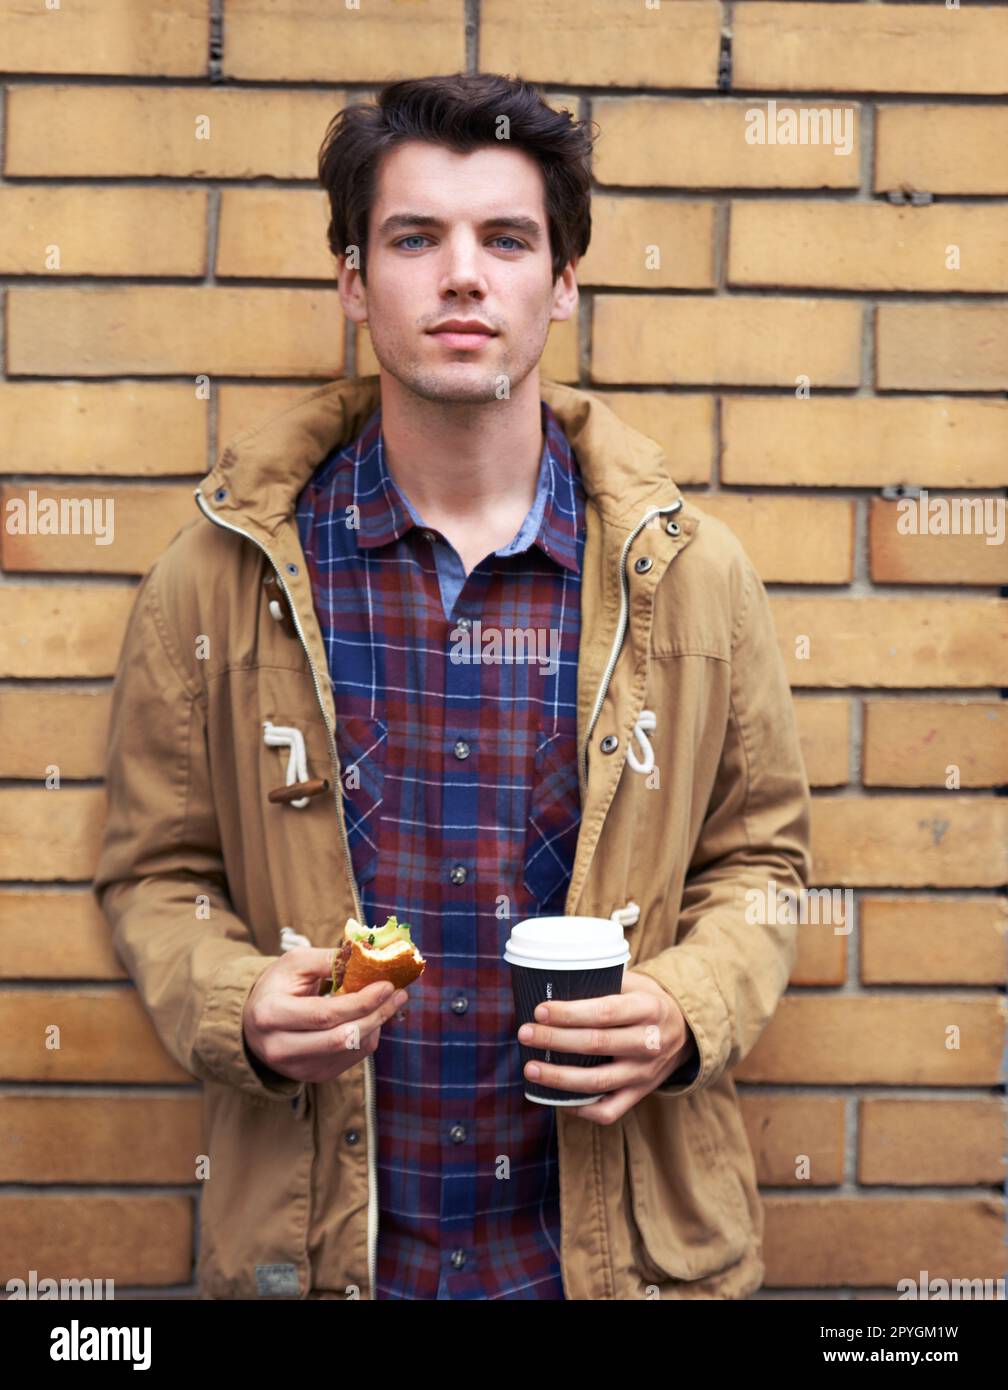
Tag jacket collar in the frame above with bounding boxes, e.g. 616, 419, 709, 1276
196, 374, 691, 542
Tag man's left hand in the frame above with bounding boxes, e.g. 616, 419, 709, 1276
517, 970, 695, 1125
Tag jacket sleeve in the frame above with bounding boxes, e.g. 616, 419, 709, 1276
91, 561, 305, 1105
632, 551, 813, 1099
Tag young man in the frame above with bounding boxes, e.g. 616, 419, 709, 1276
93, 73, 812, 1301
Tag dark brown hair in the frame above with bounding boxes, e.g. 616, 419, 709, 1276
318, 72, 596, 284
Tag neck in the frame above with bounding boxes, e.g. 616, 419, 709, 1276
375, 368, 545, 532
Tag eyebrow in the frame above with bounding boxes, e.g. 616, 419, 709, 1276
377, 213, 543, 239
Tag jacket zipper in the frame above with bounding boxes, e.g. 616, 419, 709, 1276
193, 490, 380, 1301
580, 498, 684, 789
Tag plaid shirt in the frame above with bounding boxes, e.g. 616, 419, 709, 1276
296, 401, 585, 1299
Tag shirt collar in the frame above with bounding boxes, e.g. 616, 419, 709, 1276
351, 400, 581, 575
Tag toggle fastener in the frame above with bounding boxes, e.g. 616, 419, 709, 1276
263, 570, 297, 638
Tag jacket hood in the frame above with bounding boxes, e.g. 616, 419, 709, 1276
196, 375, 686, 539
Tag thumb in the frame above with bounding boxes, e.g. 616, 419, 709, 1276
277, 945, 336, 990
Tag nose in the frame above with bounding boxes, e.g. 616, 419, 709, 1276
437, 229, 489, 299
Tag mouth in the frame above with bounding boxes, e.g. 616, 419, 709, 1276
426, 322, 498, 351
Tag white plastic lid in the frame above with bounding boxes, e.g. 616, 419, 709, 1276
503, 916, 630, 970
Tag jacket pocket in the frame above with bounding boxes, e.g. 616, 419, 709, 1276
522, 729, 582, 914
621, 1086, 752, 1283
198, 1081, 315, 1299
334, 715, 387, 891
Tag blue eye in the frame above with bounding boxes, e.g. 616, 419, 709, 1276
398, 235, 428, 250
494, 236, 523, 251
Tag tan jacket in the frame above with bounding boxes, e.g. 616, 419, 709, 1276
92, 374, 813, 1300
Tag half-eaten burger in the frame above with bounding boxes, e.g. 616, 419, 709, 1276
330, 915, 426, 995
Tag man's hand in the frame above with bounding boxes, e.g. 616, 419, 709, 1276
516, 970, 693, 1125
243, 947, 410, 1084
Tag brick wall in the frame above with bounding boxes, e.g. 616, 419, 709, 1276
0, 0, 1004, 1300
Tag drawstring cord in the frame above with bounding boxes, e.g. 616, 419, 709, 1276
626, 709, 657, 775
263, 720, 311, 809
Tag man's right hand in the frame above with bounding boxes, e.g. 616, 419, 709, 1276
242, 947, 409, 1084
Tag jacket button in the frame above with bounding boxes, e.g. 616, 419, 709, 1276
213, 487, 227, 503
344, 1129, 360, 1145
600, 734, 619, 754
666, 520, 681, 536
634, 555, 653, 573
450, 1249, 466, 1269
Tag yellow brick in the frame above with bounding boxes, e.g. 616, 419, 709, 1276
763, 1197, 1005, 1288
0, 888, 123, 979
224, 0, 464, 80
877, 305, 1008, 391
7, 286, 344, 377
0, 0, 207, 76
734, 3, 1008, 96
860, 896, 1007, 986
0, 382, 207, 477
0, 1095, 203, 1183
863, 699, 1008, 789
773, 596, 1008, 687
737, 1095, 846, 1186
0, 187, 207, 277
218, 384, 328, 448
0, 788, 106, 881
578, 196, 715, 289
730, 201, 1008, 292
722, 396, 1008, 489
793, 913, 846, 987
876, 105, 1008, 196
742, 996, 1004, 1084
0, 587, 134, 677
589, 391, 714, 484
1, 1196, 193, 1285
1, 484, 197, 575
684, 494, 854, 583
0, 691, 111, 781
793, 696, 851, 788
0, 987, 189, 1082
593, 295, 861, 386
481, 0, 720, 88
859, 1099, 1007, 1185
592, 97, 860, 189
869, 498, 1008, 586
217, 188, 334, 280
5, 86, 344, 178
811, 796, 1007, 888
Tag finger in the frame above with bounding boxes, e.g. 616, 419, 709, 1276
258, 990, 405, 1069
274, 946, 342, 989
523, 1057, 646, 1096
518, 1019, 662, 1059
530, 989, 658, 1031
573, 1083, 651, 1126
263, 981, 398, 1031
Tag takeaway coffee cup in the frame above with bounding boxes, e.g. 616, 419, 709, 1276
503, 916, 630, 1106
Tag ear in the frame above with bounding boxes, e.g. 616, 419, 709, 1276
337, 255, 369, 326
550, 260, 579, 324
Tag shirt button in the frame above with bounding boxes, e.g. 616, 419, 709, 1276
453, 739, 470, 760
454, 616, 472, 631
450, 1249, 466, 1269
449, 864, 467, 884
423, 529, 437, 543
344, 1129, 360, 1145
450, 1123, 467, 1143
451, 996, 468, 1015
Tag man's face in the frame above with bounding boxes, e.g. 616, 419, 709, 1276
338, 139, 578, 404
